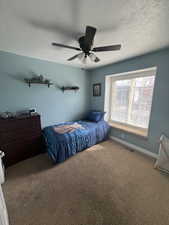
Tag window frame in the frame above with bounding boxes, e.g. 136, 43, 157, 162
104, 67, 157, 137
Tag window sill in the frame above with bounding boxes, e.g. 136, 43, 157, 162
108, 121, 148, 138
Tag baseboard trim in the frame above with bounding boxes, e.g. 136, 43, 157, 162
110, 136, 158, 159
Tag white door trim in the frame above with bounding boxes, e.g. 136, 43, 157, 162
0, 186, 9, 225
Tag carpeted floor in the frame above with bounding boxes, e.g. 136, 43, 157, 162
3, 140, 169, 225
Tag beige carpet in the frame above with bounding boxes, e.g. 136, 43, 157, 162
3, 140, 169, 225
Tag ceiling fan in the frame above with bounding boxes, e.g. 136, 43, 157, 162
52, 26, 121, 63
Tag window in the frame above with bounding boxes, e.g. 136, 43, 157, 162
105, 68, 156, 137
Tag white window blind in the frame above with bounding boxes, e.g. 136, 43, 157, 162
105, 68, 156, 133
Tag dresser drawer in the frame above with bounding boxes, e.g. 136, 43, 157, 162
0, 116, 41, 132
0, 115, 42, 167
0, 129, 41, 144
2, 137, 42, 167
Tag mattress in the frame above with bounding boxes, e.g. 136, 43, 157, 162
43, 120, 110, 163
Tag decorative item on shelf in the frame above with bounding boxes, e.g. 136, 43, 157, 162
16, 109, 37, 118
24, 75, 53, 87
93, 83, 101, 96
29, 108, 37, 116
0, 112, 15, 119
16, 110, 29, 117
61, 86, 80, 92
0, 109, 38, 120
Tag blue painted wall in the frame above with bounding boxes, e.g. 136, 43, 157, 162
1, 49, 168, 154
89, 48, 169, 154
0, 51, 90, 127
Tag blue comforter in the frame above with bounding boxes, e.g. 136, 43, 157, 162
43, 120, 110, 163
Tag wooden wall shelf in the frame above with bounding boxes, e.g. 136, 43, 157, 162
24, 75, 53, 87
25, 79, 53, 87
61, 86, 80, 92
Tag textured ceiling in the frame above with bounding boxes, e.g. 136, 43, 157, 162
0, 0, 169, 69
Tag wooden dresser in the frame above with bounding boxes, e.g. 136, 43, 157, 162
0, 114, 42, 167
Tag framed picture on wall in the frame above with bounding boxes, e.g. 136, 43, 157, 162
93, 83, 101, 96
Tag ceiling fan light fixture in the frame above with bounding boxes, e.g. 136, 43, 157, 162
78, 52, 85, 60
89, 52, 97, 62
81, 55, 87, 64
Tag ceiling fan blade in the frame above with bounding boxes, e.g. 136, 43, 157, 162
85, 26, 97, 47
93, 44, 121, 52
52, 43, 81, 51
67, 53, 81, 61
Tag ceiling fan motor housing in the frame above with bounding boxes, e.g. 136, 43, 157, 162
78, 36, 92, 55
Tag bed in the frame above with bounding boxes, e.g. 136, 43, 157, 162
43, 120, 110, 163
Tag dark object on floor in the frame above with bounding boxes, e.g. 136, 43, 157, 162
0, 114, 43, 167
43, 120, 110, 163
